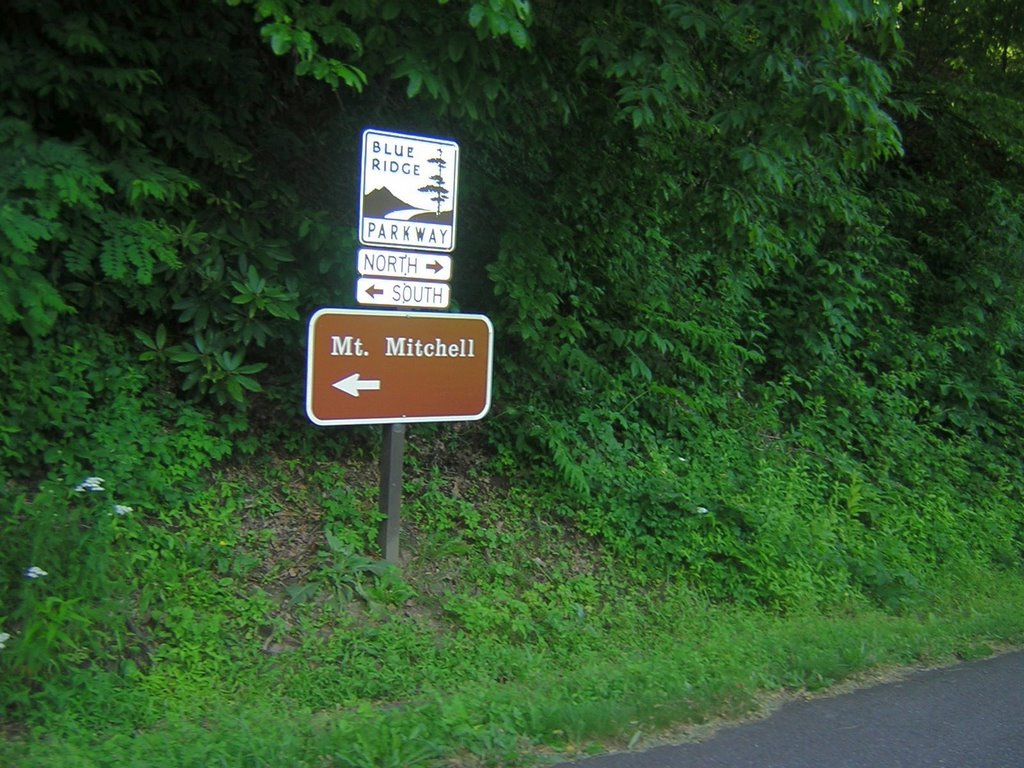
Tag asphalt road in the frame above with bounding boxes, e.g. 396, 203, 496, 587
556, 651, 1024, 768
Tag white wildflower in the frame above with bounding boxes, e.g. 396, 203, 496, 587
74, 476, 106, 493
695, 506, 710, 516
25, 566, 49, 579
112, 504, 133, 516
0, 632, 10, 650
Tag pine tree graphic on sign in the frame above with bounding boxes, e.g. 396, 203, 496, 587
419, 148, 450, 215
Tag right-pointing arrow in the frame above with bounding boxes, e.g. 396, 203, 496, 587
332, 373, 382, 397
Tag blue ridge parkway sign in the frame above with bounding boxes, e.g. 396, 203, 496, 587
359, 129, 459, 253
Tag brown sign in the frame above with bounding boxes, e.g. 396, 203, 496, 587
306, 309, 493, 425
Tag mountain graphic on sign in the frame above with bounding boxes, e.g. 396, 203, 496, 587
363, 187, 454, 225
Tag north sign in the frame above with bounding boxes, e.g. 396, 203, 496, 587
359, 129, 459, 252
306, 309, 492, 425
358, 248, 452, 282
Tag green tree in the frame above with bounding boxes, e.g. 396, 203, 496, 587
882, 0, 1024, 452
2, 0, 1021, 578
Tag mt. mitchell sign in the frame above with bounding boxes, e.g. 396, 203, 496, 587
359, 129, 459, 252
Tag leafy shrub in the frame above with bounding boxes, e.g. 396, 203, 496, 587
0, 325, 235, 719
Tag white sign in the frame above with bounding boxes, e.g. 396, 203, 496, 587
357, 249, 452, 282
356, 277, 451, 310
359, 129, 459, 253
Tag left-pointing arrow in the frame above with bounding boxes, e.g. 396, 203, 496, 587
331, 373, 382, 397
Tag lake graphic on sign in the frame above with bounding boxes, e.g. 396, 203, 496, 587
362, 188, 454, 224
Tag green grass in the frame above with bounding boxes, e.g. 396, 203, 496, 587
2, 446, 1023, 768
4, 589, 1023, 767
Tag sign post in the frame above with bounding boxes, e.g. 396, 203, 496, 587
305, 127, 482, 565
378, 423, 405, 564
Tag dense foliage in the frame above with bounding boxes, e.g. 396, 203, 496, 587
2, 0, 1023, 749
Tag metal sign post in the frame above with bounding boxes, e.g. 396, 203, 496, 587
304, 127, 485, 565
378, 423, 405, 563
